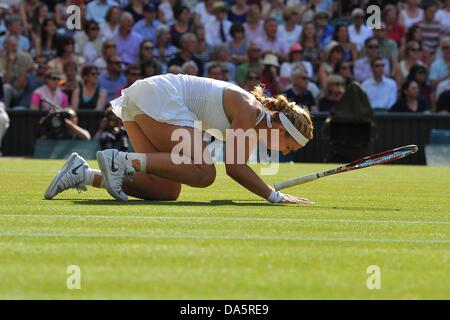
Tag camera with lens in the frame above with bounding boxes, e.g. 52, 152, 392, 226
40, 108, 76, 139
98, 107, 128, 151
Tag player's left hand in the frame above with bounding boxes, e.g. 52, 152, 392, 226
281, 194, 314, 205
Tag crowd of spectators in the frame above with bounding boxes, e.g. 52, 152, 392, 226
0, 0, 450, 118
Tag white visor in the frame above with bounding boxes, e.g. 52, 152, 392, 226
278, 113, 309, 146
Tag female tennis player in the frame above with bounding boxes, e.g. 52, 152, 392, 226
45, 73, 314, 204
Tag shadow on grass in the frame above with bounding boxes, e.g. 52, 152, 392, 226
67, 199, 274, 207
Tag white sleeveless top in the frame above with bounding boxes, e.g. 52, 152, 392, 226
401, 9, 424, 29
114, 74, 239, 140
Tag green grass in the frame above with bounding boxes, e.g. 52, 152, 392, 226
0, 158, 449, 299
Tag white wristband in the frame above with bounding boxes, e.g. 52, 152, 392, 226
267, 189, 284, 203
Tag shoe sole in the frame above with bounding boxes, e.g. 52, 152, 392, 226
44, 153, 79, 200
96, 151, 128, 201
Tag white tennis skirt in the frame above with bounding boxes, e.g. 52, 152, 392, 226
110, 75, 198, 128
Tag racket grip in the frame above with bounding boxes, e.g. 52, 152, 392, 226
274, 173, 318, 191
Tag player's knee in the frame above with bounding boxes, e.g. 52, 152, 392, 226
196, 164, 216, 188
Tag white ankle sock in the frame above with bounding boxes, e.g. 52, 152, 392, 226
85, 168, 104, 188
121, 152, 147, 172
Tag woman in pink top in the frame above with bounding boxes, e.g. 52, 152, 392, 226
30, 69, 69, 110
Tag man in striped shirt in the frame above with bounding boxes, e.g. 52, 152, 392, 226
419, 1, 442, 57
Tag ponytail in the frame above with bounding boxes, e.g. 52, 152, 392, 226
250, 85, 314, 140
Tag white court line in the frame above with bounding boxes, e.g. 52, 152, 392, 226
0, 214, 449, 225
0, 232, 449, 244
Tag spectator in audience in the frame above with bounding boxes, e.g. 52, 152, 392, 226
30, 69, 69, 111
206, 64, 224, 80
86, 0, 116, 24
133, 2, 160, 43
170, 5, 192, 48
1, 35, 34, 109
396, 41, 425, 86
333, 24, 357, 64
260, 53, 282, 96
181, 60, 199, 76
254, 18, 289, 62
319, 42, 344, 88
94, 40, 117, 72
61, 61, 81, 106
15, 56, 48, 109
284, 67, 317, 112
334, 60, 354, 86
194, 0, 215, 26
261, 0, 285, 25
244, 4, 265, 42
113, 63, 142, 98
2, 14, 30, 52
315, 10, 333, 49
124, 0, 145, 23
280, 43, 314, 87
429, 37, 450, 89
419, 1, 441, 58
354, 37, 390, 83
71, 65, 107, 110
205, 1, 232, 47
153, 25, 178, 72
204, 44, 236, 81
114, 12, 142, 65
400, 0, 424, 30
300, 21, 324, 76
279, 6, 302, 48
100, 5, 120, 40
18, 0, 39, 36
361, 57, 397, 112
407, 64, 432, 108
384, 4, 405, 49
227, 22, 248, 65
141, 59, 162, 78
99, 55, 127, 101
390, 79, 429, 113
435, 0, 450, 34
0, 4, 8, 36
48, 36, 85, 76
75, 20, 103, 64
403, 25, 428, 63
33, 18, 58, 62
54, 0, 73, 29
29, 3, 49, 39
167, 64, 183, 74
436, 90, 450, 113
158, 0, 180, 26
0, 101, 9, 156
191, 23, 213, 64
138, 40, 162, 74
373, 22, 399, 76
319, 74, 346, 112
169, 32, 204, 76
236, 43, 262, 86
228, 0, 248, 24
348, 8, 373, 53
242, 69, 260, 92
436, 76, 450, 103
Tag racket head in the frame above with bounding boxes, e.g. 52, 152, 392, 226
347, 144, 419, 170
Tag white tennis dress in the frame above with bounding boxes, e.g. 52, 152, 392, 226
110, 74, 236, 140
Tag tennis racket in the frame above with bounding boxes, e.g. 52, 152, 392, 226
274, 145, 419, 191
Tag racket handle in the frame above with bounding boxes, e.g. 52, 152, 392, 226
274, 173, 318, 191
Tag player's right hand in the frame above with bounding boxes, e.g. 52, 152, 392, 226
281, 194, 315, 205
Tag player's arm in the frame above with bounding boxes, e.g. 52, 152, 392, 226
224, 93, 310, 204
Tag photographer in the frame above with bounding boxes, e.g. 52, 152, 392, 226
94, 106, 128, 151
40, 107, 91, 141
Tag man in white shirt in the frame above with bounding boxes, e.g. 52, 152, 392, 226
354, 37, 390, 83
254, 18, 289, 62
361, 57, 397, 112
205, 2, 232, 47
86, 0, 116, 24
348, 8, 373, 53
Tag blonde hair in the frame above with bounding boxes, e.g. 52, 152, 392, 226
250, 85, 314, 140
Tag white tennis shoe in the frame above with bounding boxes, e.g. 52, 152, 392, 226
96, 149, 135, 201
44, 153, 89, 200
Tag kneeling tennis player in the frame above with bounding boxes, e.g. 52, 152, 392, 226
45, 74, 314, 204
